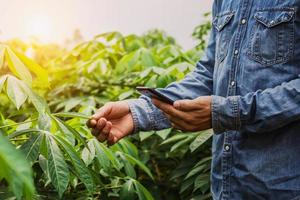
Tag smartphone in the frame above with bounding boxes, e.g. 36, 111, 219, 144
136, 86, 174, 104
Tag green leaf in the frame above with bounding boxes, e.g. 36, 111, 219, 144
16, 77, 48, 113
139, 131, 155, 141
14, 50, 49, 87
180, 177, 195, 194
53, 112, 90, 119
81, 140, 95, 166
64, 98, 83, 112
121, 152, 153, 180
189, 130, 213, 152
0, 45, 5, 69
0, 75, 8, 93
51, 115, 75, 145
119, 90, 134, 100
193, 174, 210, 193
5, 47, 32, 84
98, 141, 122, 171
92, 139, 111, 172
0, 134, 35, 200
120, 179, 136, 200
155, 128, 172, 140
38, 113, 52, 131
160, 134, 187, 145
20, 133, 43, 164
170, 136, 194, 152
6, 76, 28, 109
8, 128, 40, 139
118, 139, 138, 158
118, 152, 136, 179
133, 180, 154, 200
54, 136, 95, 193
46, 134, 70, 198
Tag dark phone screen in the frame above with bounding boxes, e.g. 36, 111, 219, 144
136, 87, 174, 104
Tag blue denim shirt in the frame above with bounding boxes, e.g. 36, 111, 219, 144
127, 0, 300, 199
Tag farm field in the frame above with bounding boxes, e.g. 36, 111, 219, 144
0, 16, 213, 200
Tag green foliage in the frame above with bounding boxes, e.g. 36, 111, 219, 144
0, 134, 35, 200
0, 15, 212, 200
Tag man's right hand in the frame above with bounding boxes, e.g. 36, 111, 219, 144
86, 101, 134, 145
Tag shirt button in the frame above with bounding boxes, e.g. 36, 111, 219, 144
231, 81, 235, 86
224, 145, 230, 152
241, 19, 247, 24
234, 49, 239, 55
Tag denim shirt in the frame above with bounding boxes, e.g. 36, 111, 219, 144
127, 0, 300, 199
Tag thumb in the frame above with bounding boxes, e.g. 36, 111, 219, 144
173, 99, 198, 111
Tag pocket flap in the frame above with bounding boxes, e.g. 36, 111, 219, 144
254, 8, 295, 28
213, 11, 235, 32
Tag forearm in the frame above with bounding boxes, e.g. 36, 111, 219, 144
212, 76, 300, 134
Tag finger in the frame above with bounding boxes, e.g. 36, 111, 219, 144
97, 122, 112, 142
107, 132, 116, 146
91, 128, 99, 136
92, 103, 113, 120
97, 132, 107, 142
86, 118, 97, 128
101, 121, 112, 136
168, 117, 192, 131
152, 98, 190, 120
174, 99, 199, 111
96, 118, 107, 131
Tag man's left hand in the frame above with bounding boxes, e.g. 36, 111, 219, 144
152, 96, 212, 132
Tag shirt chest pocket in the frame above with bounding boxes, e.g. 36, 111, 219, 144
247, 8, 295, 66
213, 11, 235, 63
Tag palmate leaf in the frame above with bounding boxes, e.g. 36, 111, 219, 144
54, 135, 95, 193
0, 134, 35, 200
45, 134, 69, 198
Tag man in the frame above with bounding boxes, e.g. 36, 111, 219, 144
88, 0, 300, 199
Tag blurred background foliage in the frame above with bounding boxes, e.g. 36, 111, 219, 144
0, 13, 212, 200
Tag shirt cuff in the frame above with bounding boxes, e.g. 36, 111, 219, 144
211, 95, 241, 134
126, 97, 171, 134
